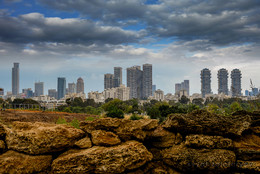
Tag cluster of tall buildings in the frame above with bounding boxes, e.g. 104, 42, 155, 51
175, 80, 190, 96
201, 68, 242, 98
104, 64, 153, 100
9, 63, 85, 100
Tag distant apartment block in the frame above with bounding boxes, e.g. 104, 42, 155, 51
34, 82, 44, 97
201, 68, 212, 98
154, 89, 164, 101
48, 89, 57, 99
218, 68, 229, 95
114, 67, 122, 88
57, 77, 66, 99
76, 77, 84, 94
12, 62, 19, 95
104, 73, 114, 89
127, 66, 143, 99
152, 85, 156, 96
22, 88, 33, 98
231, 69, 242, 97
142, 64, 153, 99
175, 80, 190, 96
68, 83, 76, 94
0, 88, 4, 96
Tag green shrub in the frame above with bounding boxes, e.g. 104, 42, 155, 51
85, 116, 96, 121
69, 118, 80, 129
106, 108, 124, 118
56, 117, 67, 124
130, 113, 143, 120
63, 107, 72, 113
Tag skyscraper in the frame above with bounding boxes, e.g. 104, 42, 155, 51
114, 67, 122, 88
231, 69, 242, 97
127, 66, 143, 99
175, 83, 182, 95
68, 83, 76, 94
22, 88, 33, 98
12, 62, 19, 95
201, 68, 211, 98
57, 77, 66, 99
142, 64, 153, 99
34, 82, 44, 97
152, 85, 156, 96
104, 74, 114, 89
183, 80, 190, 96
218, 68, 228, 95
76, 77, 84, 94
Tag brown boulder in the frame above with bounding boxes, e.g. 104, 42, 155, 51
0, 140, 5, 153
148, 126, 182, 148
91, 129, 121, 146
162, 144, 236, 173
162, 110, 251, 137
0, 123, 6, 139
0, 150, 52, 174
74, 136, 92, 149
185, 134, 233, 149
80, 118, 158, 141
51, 140, 153, 174
234, 134, 260, 160
236, 160, 260, 173
6, 121, 85, 155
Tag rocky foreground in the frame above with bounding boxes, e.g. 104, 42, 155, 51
0, 110, 259, 173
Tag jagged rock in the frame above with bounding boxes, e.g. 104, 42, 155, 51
234, 134, 260, 160
80, 118, 158, 141
91, 129, 121, 146
0, 150, 52, 174
162, 144, 236, 173
236, 160, 260, 173
162, 110, 251, 137
251, 127, 260, 135
6, 121, 85, 155
0, 123, 6, 139
185, 134, 233, 149
141, 161, 181, 174
0, 140, 5, 153
51, 140, 153, 174
147, 126, 182, 148
74, 136, 92, 149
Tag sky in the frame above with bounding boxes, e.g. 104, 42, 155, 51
0, 0, 260, 95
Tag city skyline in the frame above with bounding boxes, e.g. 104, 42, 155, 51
0, 1, 260, 94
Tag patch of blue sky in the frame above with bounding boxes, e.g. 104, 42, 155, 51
145, 0, 160, 5
2, 0, 80, 18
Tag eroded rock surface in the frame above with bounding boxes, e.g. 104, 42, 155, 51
0, 123, 6, 139
162, 110, 251, 137
0, 150, 52, 174
185, 134, 233, 149
51, 140, 153, 174
91, 129, 121, 146
163, 144, 236, 173
236, 160, 260, 173
74, 136, 92, 149
6, 121, 85, 154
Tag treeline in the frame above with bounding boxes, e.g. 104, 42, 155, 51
56, 96, 260, 121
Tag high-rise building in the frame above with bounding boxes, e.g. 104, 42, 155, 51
127, 66, 143, 99
201, 68, 211, 98
218, 68, 229, 95
76, 77, 84, 94
175, 83, 182, 95
142, 64, 153, 99
48, 89, 57, 99
57, 77, 66, 99
12, 62, 19, 95
22, 88, 33, 98
114, 67, 122, 88
245, 90, 249, 96
34, 82, 44, 97
175, 80, 189, 96
104, 74, 114, 90
231, 69, 242, 97
152, 85, 156, 96
252, 88, 259, 96
68, 83, 76, 94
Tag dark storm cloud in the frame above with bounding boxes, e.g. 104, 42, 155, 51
0, 12, 143, 45
38, 0, 260, 46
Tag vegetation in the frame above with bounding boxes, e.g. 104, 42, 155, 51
56, 117, 80, 129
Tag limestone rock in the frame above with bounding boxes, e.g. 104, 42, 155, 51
148, 126, 182, 148
233, 134, 260, 161
80, 118, 158, 141
74, 136, 92, 149
162, 144, 236, 173
0, 140, 5, 153
51, 140, 153, 174
185, 134, 233, 149
236, 160, 260, 173
6, 121, 85, 155
0, 123, 6, 139
162, 110, 251, 137
91, 129, 121, 146
0, 150, 52, 174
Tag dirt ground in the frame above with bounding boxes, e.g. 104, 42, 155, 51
0, 109, 98, 126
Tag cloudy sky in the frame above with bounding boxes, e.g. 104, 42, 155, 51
0, 0, 260, 95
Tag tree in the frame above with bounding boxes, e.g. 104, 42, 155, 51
179, 96, 190, 104
192, 98, 204, 107
230, 102, 243, 113
106, 108, 124, 118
